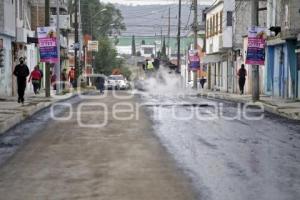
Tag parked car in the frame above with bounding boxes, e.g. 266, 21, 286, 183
105, 75, 129, 90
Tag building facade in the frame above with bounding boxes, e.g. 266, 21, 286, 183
204, 0, 234, 92
266, 0, 300, 99
0, 0, 16, 96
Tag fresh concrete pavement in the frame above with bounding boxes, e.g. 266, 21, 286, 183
0, 91, 197, 200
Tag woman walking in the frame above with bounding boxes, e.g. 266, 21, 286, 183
28, 66, 42, 94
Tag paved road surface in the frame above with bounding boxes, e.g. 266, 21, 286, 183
0, 92, 196, 200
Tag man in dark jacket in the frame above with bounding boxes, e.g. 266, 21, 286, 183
13, 57, 29, 104
238, 64, 247, 95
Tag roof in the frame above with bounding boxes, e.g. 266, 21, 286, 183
204, 0, 224, 14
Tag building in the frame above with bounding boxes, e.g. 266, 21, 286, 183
0, 0, 16, 96
232, 0, 267, 95
31, 0, 70, 74
266, 0, 300, 99
204, 0, 267, 94
204, 0, 234, 92
15, 0, 38, 95
0, 0, 37, 96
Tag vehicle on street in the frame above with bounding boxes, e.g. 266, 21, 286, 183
105, 75, 130, 90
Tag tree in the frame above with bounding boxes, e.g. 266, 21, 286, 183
94, 36, 118, 75
131, 35, 136, 56
74, 0, 126, 39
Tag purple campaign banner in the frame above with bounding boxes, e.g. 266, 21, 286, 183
37, 27, 58, 63
188, 50, 200, 71
246, 26, 266, 65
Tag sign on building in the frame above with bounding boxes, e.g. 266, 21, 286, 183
188, 49, 200, 71
88, 41, 99, 52
37, 27, 58, 63
50, 15, 71, 30
246, 26, 267, 65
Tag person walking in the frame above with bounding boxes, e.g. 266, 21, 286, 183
36, 65, 43, 92
238, 64, 247, 95
68, 67, 76, 88
200, 76, 207, 89
28, 66, 42, 94
13, 57, 30, 104
98, 75, 105, 94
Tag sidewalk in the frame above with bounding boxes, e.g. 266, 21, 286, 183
0, 91, 75, 135
198, 90, 300, 120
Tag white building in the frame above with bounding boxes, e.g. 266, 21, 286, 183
204, 0, 234, 92
0, 0, 16, 96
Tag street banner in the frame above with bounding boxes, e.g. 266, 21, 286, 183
246, 26, 267, 65
88, 41, 99, 52
37, 27, 58, 63
188, 50, 200, 71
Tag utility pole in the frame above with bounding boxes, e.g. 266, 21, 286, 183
74, 0, 79, 88
193, 0, 198, 89
177, 0, 182, 73
168, 7, 171, 57
56, 0, 61, 94
251, 0, 259, 101
45, 0, 51, 97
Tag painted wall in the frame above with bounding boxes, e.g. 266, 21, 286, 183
0, 36, 13, 96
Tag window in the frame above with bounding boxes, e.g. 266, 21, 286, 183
227, 11, 233, 26
144, 48, 153, 55
213, 15, 215, 35
216, 13, 219, 34
206, 19, 209, 38
220, 11, 223, 33
210, 17, 213, 36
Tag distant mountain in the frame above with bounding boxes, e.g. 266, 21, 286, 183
116, 4, 208, 37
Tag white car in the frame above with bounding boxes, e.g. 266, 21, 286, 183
105, 75, 129, 90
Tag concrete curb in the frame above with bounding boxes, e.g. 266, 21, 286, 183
198, 92, 300, 121
0, 94, 77, 135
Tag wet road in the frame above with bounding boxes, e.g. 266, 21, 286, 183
0, 90, 299, 200
0, 92, 196, 200
141, 92, 300, 200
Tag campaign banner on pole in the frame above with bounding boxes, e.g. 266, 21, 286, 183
188, 50, 200, 71
37, 27, 58, 63
246, 26, 266, 65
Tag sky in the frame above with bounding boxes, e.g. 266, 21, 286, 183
101, 0, 214, 6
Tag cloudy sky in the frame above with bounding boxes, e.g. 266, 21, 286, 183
101, 0, 213, 6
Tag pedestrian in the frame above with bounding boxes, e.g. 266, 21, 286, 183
68, 67, 76, 88
200, 76, 207, 89
36, 65, 43, 92
28, 66, 42, 94
146, 59, 154, 71
238, 64, 247, 95
98, 75, 105, 94
13, 57, 30, 104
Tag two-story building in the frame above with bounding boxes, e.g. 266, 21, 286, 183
266, 0, 300, 99
204, 0, 267, 94
204, 0, 234, 92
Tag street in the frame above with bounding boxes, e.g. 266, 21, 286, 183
0, 91, 196, 200
0, 90, 299, 200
